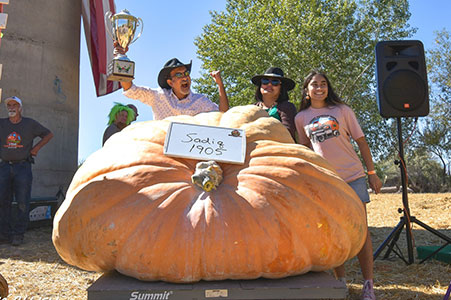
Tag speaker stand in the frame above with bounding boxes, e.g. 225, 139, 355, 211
373, 117, 451, 264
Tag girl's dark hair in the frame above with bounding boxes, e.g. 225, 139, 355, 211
298, 70, 345, 111
255, 78, 290, 103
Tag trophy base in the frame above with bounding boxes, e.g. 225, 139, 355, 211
107, 59, 135, 82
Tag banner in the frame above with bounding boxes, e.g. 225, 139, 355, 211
81, 0, 120, 97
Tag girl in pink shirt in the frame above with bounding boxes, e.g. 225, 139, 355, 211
295, 71, 382, 300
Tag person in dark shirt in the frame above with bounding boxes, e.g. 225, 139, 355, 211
0, 96, 53, 246
102, 102, 136, 146
252, 67, 297, 141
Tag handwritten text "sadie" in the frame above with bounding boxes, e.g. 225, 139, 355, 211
182, 133, 227, 156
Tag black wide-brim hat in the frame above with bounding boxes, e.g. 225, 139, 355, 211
157, 58, 192, 89
251, 67, 295, 91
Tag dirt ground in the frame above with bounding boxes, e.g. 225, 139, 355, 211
0, 193, 450, 299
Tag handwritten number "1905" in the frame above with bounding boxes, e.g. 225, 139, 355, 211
189, 144, 223, 155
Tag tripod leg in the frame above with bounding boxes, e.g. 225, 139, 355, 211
373, 217, 405, 260
419, 242, 450, 264
383, 220, 405, 260
411, 217, 451, 244
408, 216, 451, 264
443, 280, 451, 300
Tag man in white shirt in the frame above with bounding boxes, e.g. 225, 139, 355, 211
120, 57, 229, 120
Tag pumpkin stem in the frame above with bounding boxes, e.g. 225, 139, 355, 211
191, 161, 223, 192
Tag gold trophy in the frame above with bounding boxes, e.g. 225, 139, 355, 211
105, 9, 143, 81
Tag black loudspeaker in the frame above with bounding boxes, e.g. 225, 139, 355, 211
375, 40, 429, 118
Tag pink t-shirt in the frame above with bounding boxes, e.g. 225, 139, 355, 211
295, 104, 365, 183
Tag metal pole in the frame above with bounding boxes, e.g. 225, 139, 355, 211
396, 117, 414, 264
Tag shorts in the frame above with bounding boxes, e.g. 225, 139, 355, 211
347, 176, 370, 203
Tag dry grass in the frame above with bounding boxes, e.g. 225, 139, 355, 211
0, 193, 450, 299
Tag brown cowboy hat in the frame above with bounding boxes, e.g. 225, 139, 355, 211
157, 58, 192, 89
251, 67, 295, 91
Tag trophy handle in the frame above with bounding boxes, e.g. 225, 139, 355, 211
104, 11, 115, 41
130, 18, 143, 45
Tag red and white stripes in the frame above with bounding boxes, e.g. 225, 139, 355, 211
81, 0, 121, 97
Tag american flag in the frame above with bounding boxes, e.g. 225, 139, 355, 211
81, 0, 120, 97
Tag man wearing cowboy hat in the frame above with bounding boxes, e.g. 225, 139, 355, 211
119, 56, 229, 120
0, 96, 53, 246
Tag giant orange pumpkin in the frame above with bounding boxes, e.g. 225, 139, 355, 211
52, 105, 367, 283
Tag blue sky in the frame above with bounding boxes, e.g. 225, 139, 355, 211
78, 0, 451, 162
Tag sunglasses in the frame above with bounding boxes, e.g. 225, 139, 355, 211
171, 71, 190, 79
261, 78, 281, 86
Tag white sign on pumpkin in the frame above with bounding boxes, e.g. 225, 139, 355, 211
164, 122, 246, 164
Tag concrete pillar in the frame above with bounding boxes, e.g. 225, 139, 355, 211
0, 0, 81, 197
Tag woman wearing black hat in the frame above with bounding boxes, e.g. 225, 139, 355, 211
252, 67, 297, 140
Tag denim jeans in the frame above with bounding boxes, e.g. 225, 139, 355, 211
0, 161, 33, 238
347, 176, 370, 203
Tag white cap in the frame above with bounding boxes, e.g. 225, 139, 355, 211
4, 96, 22, 107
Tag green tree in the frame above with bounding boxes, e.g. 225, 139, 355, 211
405, 149, 450, 192
418, 29, 451, 181
194, 0, 415, 156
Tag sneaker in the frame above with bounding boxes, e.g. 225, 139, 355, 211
11, 235, 24, 246
362, 279, 376, 300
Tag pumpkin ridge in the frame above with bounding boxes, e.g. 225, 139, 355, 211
70, 162, 193, 195
237, 171, 288, 190
280, 177, 364, 260
53, 171, 196, 270
251, 141, 327, 159
229, 187, 284, 277
240, 164, 301, 183
109, 122, 169, 144
197, 193, 229, 280
236, 164, 363, 267
263, 189, 351, 269
249, 142, 334, 171
232, 181, 327, 278
199, 190, 267, 280
245, 158, 347, 198
54, 183, 156, 269
265, 216, 299, 275
72, 162, 181, 186
115, 185, 199, 280
277, 194, 351, 266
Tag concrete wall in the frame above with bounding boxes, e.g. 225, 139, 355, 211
0, 0, 81, 197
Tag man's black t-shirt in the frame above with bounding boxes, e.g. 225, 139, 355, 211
0, 117, 51, 161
